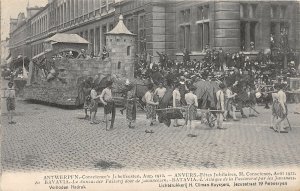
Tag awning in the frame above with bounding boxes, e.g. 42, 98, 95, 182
45, 33, 90, 44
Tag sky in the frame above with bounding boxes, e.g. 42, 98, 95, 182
1, 0, 48, 40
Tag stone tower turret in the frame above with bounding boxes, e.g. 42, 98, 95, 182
106, 15, 136, 78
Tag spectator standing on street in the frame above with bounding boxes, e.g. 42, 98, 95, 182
216, 83, 226, 129
4, 82, 16, 124
144, 84, 159, 126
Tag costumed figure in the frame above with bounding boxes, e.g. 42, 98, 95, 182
272, 84, 288, 133
224, 85, 238, 121
102, 46, 109, 60
144, 84, 159, 126
83, 80, 92, 119
125, 80, 136, 129
245, 85, 257, 117
184, 85, 198, 129
216, 83, 226, 129
173, 82, 182, 127
99, 81, 115, 130
89, 84, 101, 124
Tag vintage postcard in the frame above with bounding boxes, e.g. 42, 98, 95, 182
1, 0, 300, 190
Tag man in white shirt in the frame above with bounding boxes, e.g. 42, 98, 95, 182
216, 83, 226, 129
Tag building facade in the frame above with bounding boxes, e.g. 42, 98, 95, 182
0, 39, 10, 66
9, 0, 300, 62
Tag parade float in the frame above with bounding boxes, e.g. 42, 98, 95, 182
23, 15, 148, 107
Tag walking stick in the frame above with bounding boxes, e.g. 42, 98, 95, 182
286, 117, 292, 131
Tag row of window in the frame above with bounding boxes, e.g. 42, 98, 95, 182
77, 23, 114, 56
49, 0, 114, 27
124, 14, 146, 54
180, 5, 209, 24
240, 3, 287, 19
31, 14, 48, 36
179, 22, 209, 52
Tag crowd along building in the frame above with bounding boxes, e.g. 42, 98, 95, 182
8, 0, 300, 63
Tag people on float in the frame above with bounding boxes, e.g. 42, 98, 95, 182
102, 46, 109, 60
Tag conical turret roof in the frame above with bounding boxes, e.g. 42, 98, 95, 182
106, 15, 135, 35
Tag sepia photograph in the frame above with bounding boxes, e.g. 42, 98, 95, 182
1, 0, 300, 190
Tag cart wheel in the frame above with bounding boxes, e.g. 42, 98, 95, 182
209, 122, 215, 128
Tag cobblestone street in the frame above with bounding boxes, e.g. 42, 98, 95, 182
1, 97, 300, 172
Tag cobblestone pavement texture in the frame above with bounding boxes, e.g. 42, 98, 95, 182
1, 95, 300, 172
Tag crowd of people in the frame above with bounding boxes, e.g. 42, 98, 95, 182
130, 46, 298, 132
135, 47, 299, 88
